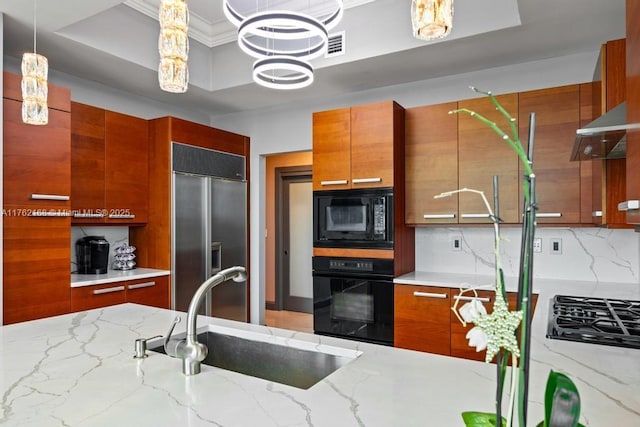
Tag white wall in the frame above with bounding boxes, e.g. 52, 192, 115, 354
210, 50, 604, 324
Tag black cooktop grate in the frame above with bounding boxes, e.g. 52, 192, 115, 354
546, 295, 640, 349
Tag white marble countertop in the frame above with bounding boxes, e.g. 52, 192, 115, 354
71, 268, 171, 287
1, 273, 639, 426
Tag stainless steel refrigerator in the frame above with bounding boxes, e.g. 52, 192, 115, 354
171, 143, 247, 322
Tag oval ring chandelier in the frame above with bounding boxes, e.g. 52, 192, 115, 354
223, 0, 344, 90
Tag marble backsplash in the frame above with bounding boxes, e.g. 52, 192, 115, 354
70, 226, 129, 273
415, 227, 640, 284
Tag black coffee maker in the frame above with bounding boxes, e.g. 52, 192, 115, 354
76, 236, 110, 274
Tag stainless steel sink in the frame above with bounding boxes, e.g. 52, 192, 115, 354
148, 324, 361, 389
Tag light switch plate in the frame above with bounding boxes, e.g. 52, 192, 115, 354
550, 238, 562, 255
451, 235, 462, 251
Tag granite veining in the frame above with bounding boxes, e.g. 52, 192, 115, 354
2, 274, 639, 426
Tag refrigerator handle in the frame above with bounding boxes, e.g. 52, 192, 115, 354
211, 242, 222, 275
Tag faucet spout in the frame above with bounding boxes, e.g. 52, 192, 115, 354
165, 266, 247, 375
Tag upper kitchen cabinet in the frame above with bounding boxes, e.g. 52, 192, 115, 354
3, 73, 71, 208
70, 102, 149, 224
518, 85, 581, 224
458, 94, 520, 223
3, 72, 72, 325
625, 1, 640, 225
405, 102, 459, 224
313, 101, 405, 191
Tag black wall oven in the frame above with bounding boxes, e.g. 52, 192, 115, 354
313, 188, 393, 249
312, 256, 394, 346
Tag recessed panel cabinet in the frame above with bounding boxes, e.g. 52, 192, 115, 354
313, 101, 403, 191
70, 102, 149, 224
405, 102, 458, 224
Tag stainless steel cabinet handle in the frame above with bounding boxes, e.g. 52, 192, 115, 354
592, 211, 603, 218
73, 213, 105, 218
423, 214, 456, 219
535, 213, 562, 218
108, 214, 136, 219
320, 180, 348, 186
93, 286, 125, 295
453, 295, 491, 303
618, 200, 640, 211
128, 281, 156, 290
461, 213, 490, 219
352, 178, 382, 184
413, 291, 448, 299
30, 194, 70, 201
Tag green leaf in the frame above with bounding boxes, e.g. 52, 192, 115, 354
541, 370, 582, 427
461, 412, 507, 427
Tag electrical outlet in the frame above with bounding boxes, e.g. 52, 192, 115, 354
451, 235, 462, 251
550, 238, 562, 255
533, 238, 542, 253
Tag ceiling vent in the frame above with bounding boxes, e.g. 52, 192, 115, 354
325, 31, 346, 58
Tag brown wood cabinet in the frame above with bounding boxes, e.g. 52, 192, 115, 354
395, 284, 538, 363
458, 94, 520, 223
394, 285, 451, 355
626, 1, 640, 225
3, 72, 72, 325
71, 275, 170, 312
312, 101, 403, 191
125, 275, 170, 309
518, 85, 582, 224
70, 102, 149, 224
405, 102, 459, 224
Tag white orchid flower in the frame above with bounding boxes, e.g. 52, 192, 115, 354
466, 326, 489, 352
459, 298, 488, 323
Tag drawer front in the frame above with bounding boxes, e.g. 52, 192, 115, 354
126, 275, 170, 309
71, 283, 126, 312
394, 285, 451, 355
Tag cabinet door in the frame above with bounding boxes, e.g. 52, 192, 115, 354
394, 285, 450, 355
518, 85, 581, 223
71, 102, 106, 223
458, 94, 519, 223
71, 282, 126, 312
450, 290, 495, 361
312, 108, 351, 191
105, 111, 149, 223
3, 98, 71, 208
3, 213, 71, 324
351, 101, 396, 189
405, 103, 458, 224
126, 275, 170, 309
626, 3, 640, 224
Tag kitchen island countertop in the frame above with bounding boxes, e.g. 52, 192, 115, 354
1, 274, 639, 426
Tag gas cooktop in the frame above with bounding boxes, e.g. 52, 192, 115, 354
547, 295, 640, 349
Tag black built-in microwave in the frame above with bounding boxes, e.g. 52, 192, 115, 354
313, 188, 393, 249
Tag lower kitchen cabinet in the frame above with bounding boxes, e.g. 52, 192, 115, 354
395, 284, 538, 362
2, 213, 71, 325
71, 275, 170, 312
394, 285, 451, 355
125, 276, 170, 309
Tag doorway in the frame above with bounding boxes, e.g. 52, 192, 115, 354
275, 166, 313, 314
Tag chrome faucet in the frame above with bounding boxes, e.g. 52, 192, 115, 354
164, 266, 247, 375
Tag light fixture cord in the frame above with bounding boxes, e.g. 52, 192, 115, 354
33, 0, 37, 54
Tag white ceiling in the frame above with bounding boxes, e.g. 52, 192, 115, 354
0, 0, 626, 117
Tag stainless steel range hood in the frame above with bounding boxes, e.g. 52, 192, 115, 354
571, 102, 640, 161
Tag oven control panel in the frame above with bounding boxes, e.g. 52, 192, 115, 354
329, 259, 374, 272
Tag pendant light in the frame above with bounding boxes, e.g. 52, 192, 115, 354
158, 0, 189, 93
223, 0, 344, 90
21, 0, 48, 125
411, 0, 454, 40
